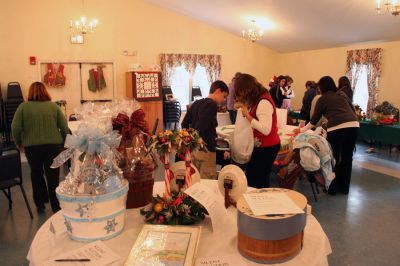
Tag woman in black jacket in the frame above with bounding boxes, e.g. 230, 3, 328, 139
297, 76, 359, 195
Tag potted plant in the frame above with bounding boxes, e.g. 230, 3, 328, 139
374, 101, 399, 120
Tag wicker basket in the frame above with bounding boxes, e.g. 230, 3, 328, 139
124, 156, 156, 209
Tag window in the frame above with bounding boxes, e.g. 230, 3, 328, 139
193, 66, 210, 99
170, 64, 210, 111
170, 65, 190, 109
351, 64, 369, 114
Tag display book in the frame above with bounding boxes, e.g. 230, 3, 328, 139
125, 225, 201, 266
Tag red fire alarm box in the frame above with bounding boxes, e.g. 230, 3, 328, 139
29, 56, 36, 65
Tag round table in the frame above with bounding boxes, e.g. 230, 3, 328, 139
217, 124, 298, 145
27, 180, 331, 266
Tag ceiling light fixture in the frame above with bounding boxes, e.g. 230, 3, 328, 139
376, 0, 400, 16
242, 20, 264, 43
69, 0, 98, 35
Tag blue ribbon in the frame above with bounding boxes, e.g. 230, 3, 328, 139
65, 125, 121, 156
51, 123, 121, 168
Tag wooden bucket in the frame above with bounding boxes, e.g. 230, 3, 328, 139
237, 188, 307, 263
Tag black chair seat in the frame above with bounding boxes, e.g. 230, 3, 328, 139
0, 179, 19, 190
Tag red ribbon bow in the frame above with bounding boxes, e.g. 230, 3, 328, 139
112, 109, 149, 153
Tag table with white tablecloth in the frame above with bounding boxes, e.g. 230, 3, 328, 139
217, 124, 298, 143
27, 180, 331, 266
217, 112, 232, 126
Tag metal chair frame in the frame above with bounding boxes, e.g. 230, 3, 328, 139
0, 147, 33, 218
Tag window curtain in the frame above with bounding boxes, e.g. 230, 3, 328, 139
159, 53, 221, 86
345, 48, 383, 117
350, 63, 363, 92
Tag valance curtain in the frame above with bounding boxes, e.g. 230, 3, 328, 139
159, 53, 221, 86
345, 48, 383, 117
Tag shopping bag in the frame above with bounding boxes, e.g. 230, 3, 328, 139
231, 109, 254, 164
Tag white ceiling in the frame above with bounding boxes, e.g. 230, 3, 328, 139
144, 0, 400, 53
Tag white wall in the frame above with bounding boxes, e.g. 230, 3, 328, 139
0, 0, 280, 106
280, 41, 400, 110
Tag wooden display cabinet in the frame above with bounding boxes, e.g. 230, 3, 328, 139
126, 71, 163, 133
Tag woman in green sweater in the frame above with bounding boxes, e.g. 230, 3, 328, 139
11, 82, 68, 213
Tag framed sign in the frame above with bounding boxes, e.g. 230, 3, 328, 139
133, 71, 161, 102
125, 225, 201, 266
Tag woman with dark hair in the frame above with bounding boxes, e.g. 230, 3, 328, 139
12, 82, 68, 213
300, 81, 317, 123
269, 75, 286, 108
281, 75, 295, 110
296, 76, 359, 195
227, 72, 241, 124
235, 74, 280, 188
337, 76, 353, 101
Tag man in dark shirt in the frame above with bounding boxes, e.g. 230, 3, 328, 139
181, 80, 229, 179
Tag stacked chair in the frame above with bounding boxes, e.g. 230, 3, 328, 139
0, 84, 5, 147
164, 101, 181, 130
162, 86, 181, 130
3, 82, 24, 145
191, 86, 202, 102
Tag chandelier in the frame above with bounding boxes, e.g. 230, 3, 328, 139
376, 0, 400, 16
69, 0, 98, 35
242, 20, 264, 43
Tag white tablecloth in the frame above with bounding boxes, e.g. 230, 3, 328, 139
217, 112, 232, 127
217, 124, 298, 143
27, 180, 331, 266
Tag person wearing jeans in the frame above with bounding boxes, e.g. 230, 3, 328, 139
12, 82, 68, 213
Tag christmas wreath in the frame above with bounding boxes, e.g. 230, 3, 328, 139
148, 128, 206, 197
140, 191, 208, 225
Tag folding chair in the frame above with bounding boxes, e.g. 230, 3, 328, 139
0, 147, 33, 218
0, 85, 5, 145
163, 100, 181, 130
4, 82, 24, 145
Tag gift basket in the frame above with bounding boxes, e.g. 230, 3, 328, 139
52, 123, 128, 242
52, 100, 158, 242
112, 109, 157, 209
